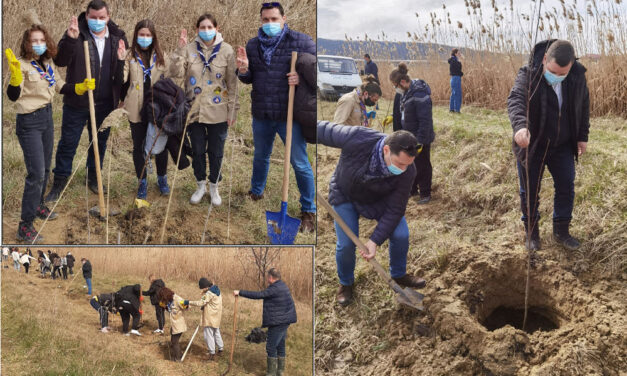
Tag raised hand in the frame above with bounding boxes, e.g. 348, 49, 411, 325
178, 29, 188, 49
5, 49, 23, 86
236, 46, 248, 73
68, 16, 79, 39
117, 39, 126, 60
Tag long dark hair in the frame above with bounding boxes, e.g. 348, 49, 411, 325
130, 19, 165, 67
157, 287, 174, 304
19, 25, 57, 61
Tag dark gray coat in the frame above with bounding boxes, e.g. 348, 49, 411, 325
239, 280, 297, 328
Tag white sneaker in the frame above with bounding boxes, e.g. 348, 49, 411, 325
209, 183, 222, 206
130, 329, 142, 336
153, 328, 162, 333
101, 327, 109, 333
190, 180, 207, 204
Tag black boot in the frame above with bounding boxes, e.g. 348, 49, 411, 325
553, 221, 580, 251
524, 221, 541, 251
17, 221, 44, 244
44, 175, 68, 203
87, 171, 107, 195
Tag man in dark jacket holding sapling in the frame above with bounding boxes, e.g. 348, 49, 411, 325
235, 268, 296, 376
317, 121, 427, 307
508, 39, 589, 252
236, 2, 317, 233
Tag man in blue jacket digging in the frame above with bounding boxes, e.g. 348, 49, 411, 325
235, 268, 296, 376
318, 121, 427, 306
236, 2, 317, 233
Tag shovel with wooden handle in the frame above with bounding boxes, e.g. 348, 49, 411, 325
316, 191, 425, 310
221, 295, 239, 376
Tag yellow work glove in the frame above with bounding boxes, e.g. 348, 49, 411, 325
382, 115, 393, 128
75, 78, 95, 95
5, 49, 23, 87
134, 198, 150, 209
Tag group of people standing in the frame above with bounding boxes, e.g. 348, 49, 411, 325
7, 1, 316, 244
4, 246, 76, 278
323, 38, 588, 306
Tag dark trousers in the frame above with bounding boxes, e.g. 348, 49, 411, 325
155, 305, 165, 330
53, 103, 113, 178
411, 143, 432, 198
62, 266, 68, 279
517, 144, 575, 225
52, 266, 61, 279
189, 122, 228, 183
120, 310, 141, 333
16, 104, 54, 223
89, 298, 109, 328
266, 324, 289, 358
171, 332, 182, 360
69, 266, 74, 274
24, 262, 30, 274
130, 121, 168, 179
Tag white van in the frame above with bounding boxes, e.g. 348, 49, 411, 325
317, 55, 363, 101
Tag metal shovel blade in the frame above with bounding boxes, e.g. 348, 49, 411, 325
395, 287, 425, 311
266, 201, 301, 244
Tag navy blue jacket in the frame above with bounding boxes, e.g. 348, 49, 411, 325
364, 60, 379, 81
238, 28, 316, 121
317, 121, 416, 245
400, 80, 435, 145
82, 260, 92, 279
448, 56, 463, 76
239, 280, 297, 328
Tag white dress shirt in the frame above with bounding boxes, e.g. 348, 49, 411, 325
89, 27, 110, 66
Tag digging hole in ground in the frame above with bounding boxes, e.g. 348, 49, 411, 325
482, 306, 559, 333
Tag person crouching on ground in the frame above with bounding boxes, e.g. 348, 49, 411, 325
317, 121, 427, 306
90, 292, 116, 333
142, 274, 166, 334
113, 284, 143, 336
234, 268, 296, 376
157, 287, 189, 362
185, 277, 224, 361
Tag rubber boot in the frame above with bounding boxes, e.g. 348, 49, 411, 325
137, 178, 148, 199
524, 221, 541, 251
553, 220, 580, 251
277, 357, 285, 376
157, 175, 170, 196
266, 357, 278, 376
209, 182, 222, 206
44, 175, 68, 202
190, 180, 207, 204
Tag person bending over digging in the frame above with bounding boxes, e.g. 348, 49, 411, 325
317, 121, 427, 306
114, 284, 143, 336
508, 39, 590, 252
157, 287, 189, 362
89, 292, 116, 333
142, 274, 166, 334
234, 268, 296, 376
184, 278, 224, 361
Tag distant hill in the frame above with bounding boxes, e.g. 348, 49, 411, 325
317, 38, 455, 60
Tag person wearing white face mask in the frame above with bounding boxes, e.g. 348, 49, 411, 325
236, 2, 317, 233
508, 39, 590, 252
44, 0, 128, 203
317, 121, 428, 307
4, 12, 94, 243
170, 13, 239, 206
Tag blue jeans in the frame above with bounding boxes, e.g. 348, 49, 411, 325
250, 118, 316, 213
16, 104, 54, 223
266, 324, 289, 358
333, 202, 409, 286
85, 278, 92, 295
450, 76, 462, 112
517, 144, 575, 224
53, 103, 112, 177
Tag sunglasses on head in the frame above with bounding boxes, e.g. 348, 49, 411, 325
398, 144, 424, 154
262, 2, 281, 6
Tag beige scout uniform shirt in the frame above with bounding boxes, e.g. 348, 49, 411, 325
333, 89, 364, 126
189, 289, 222, 328
123, 50, 169, 123
169, 33, 239, 125
168, 293, 188, 335
13, 57, 65, 114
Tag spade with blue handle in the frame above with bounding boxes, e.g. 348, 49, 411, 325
266, 51, 301, 244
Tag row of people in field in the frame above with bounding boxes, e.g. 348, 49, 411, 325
4, 246, 76, 278
325, 39, 589, 306
6, 1, 316, 243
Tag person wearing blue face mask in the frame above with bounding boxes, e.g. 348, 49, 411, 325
236, 2, 317, 233
4, 14, 94, 243
508, 39, 590, 252
120, 19, 173, 201
44, 0, 128, 203
317, 121, 427, 307
170, 13, 239, 207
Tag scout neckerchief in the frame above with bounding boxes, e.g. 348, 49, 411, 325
355, 89, 369, 127
30, 61, 56, 87
196, 41, 222, 75
135, 52, 156, 82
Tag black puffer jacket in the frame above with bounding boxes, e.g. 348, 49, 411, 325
392, 93, 402, 132
448, 56, 463, 76
142, 78, 190, 136
317, 121, 416, 245
115, 284, 141, 314
507, 39, 590, 163
239, 280, 297, 328
400, 79, 435, 145
294, 52, 316, 144
142, 279, 165, 306
82, 260, 92, 279
54, 12, 127, 108
66, 254, 75, 268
